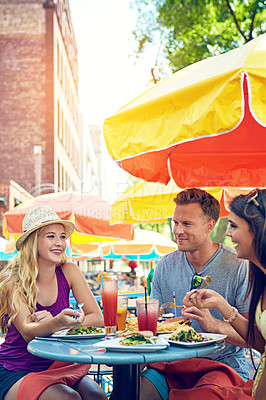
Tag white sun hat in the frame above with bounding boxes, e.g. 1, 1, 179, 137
16, 205, 75, 251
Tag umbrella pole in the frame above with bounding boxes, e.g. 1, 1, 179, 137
69, 237, 73, 261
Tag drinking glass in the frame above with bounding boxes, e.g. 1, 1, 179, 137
117, 297, 128, 331
136, 298, 159, 336
101, 277, 118, 337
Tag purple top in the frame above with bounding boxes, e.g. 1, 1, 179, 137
0, 266, 70, 371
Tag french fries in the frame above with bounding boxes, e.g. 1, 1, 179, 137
157, 319, 190, 333
121, 317, 191, 335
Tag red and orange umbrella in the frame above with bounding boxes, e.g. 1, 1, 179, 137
104, 34, 266, 188
3, 191, 134, 254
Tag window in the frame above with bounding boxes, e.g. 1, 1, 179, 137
57, 101, 60, 138
58, 160, 60, 189
57, 42, 59, 78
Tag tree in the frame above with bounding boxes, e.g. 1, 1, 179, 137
131, 0, 266, 82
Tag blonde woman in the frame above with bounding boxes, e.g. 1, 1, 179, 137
0, 206, 107, 400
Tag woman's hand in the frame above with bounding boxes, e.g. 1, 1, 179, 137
183, 288, 226, 312
181, 306, 218, 333
55, 307, 86, 330
30, 308, 85, 331
30, 310, 53, 323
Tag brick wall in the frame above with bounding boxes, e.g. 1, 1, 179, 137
0, 1, 53, 191
0, 0, 81, 195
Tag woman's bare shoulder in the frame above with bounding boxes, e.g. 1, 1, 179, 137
60, 261, 80, 276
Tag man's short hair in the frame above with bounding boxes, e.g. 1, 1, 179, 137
174, 188, 220, 222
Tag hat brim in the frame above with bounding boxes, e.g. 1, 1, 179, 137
16, 220, 75, 251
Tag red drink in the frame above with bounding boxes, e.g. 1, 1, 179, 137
101, 278, 118, 336
136, 299, 159, 336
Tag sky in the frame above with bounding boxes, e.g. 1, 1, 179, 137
69, 0, 158, 201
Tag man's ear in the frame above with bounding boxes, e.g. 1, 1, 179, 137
206, 219, 216, 234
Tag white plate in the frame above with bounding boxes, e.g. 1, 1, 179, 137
52, 328, 105, 339
168, 333, 227, 347
157, 331, 174, 335
93, 337, 169, 352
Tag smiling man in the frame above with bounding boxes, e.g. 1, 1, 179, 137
140, 188, 251, 400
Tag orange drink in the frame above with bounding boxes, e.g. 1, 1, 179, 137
100, 277, 118, 336
117, 297, 128, 331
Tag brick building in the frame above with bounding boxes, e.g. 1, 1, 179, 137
0, 0, 81, 196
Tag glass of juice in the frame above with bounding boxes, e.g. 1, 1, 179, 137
101, 277, 118, 337
136, 298, 159, 336
117, 297, 128, 331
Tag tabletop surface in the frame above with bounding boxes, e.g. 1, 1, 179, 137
28, 337, 224, 366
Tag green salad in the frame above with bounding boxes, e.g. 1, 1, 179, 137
170, 327, 213, 343
66, 326, 104, 335
120, 334, 155, 346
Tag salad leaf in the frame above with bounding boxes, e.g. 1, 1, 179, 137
67, 326, 104, 335
120, 334, 155, 346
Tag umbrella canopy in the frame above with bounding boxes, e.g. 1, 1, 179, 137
0, 237, 7, 253
101, 247, 161, 261
110, 180, 263, 224
3, 191, 133, 254
0, 237, 88, 261
110, 180, 232, 224
101, 227, 176, 258
104, 33, 266, 188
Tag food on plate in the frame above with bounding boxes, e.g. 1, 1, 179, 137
157, 317, 191, 333
191, 274, 213, 289
66, 326, 104, 335
121, 316, 191, 335
122, 317, 138, 333
161, 316, 190, 324
170, 325, 213, 343
119, 331, 155, 346
120, 330, 153, 338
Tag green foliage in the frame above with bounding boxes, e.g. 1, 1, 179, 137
131, 0, 266, 75
211, 217, 228, 244
211, 217, 235, 249
136, 220, 175, 241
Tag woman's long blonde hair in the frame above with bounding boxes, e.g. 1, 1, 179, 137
0, 227, 67, 335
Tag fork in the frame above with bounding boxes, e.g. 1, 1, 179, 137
74, 303, 85, 322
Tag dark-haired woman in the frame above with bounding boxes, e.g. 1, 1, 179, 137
184, 189, 266, 399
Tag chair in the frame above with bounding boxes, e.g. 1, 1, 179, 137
245, 348, 261, 378
87, 365, 113, 395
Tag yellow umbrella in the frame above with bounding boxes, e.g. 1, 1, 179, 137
110, 180, 257, 224
104, 34, 266, 188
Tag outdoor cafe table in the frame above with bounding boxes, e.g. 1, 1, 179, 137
28, 337, 224, 400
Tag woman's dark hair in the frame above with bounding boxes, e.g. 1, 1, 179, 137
229, 189, 266, 346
